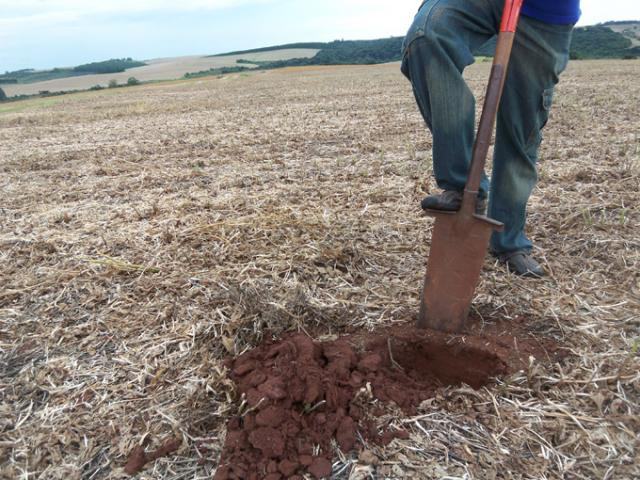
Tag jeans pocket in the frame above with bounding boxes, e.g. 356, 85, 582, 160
401, 0, 444, 55
540, 87, 554, 129
526, 87, 554, 149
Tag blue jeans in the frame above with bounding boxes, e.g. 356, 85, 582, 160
401, 0, 573, 254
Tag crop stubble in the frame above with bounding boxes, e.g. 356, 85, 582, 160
0, 60, 638, 479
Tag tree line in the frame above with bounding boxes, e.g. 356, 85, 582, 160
0, 58, 146, 85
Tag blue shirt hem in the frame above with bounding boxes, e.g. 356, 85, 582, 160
521, 5, 581, 25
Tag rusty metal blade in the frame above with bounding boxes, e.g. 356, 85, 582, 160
418, 210, 503, 333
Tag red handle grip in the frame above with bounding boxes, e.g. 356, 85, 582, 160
500, 0, 524, 32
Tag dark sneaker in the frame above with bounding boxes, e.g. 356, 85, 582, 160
421, 190, 487, 215
498, 251, 545, 277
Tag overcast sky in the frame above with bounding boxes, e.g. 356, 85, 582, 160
1, 0, 638, 71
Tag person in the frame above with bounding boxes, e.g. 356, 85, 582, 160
401, 0, 580, 277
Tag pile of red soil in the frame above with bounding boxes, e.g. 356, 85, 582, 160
214, 320, 558, 479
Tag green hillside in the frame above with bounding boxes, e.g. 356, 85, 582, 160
213, 22, 640, 73
571, 25, 640, 59
217, 38, 403, 69
240, 38, 405, 68
473, 24, 640, 59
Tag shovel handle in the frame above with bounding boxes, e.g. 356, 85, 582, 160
461, 0, 524, 213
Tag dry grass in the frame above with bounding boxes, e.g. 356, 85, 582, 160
0, 60, 639, 479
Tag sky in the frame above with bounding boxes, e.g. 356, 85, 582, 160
1, 0, 638, 72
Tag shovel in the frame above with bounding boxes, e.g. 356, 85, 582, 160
417, 0, 524, 332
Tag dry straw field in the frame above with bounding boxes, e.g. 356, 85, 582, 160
1, 59, 639, 479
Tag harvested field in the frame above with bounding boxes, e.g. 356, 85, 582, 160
2, 49, 320, 97
1, 60, 639, 479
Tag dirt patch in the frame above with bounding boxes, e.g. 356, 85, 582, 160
214, 319, 562, 479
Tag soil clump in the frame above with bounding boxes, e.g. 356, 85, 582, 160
124, 437, 181, 476
215, 319, 561, 479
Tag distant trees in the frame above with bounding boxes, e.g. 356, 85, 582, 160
73, 58, 146, 74
275, 38, 405, 66
0, 58, 146, 85
86, 77, 141, 91
315, 38, 404, 64
184, 66, 250, 79
217, 28, 639, 73
229, 38, 405, 72
477, 25, 640, 59
601, 20, 640, 26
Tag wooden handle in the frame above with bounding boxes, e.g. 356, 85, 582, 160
461, 0, 524, 214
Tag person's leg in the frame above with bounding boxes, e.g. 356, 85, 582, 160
401, 0, 503, 199
489, 17, 573, 257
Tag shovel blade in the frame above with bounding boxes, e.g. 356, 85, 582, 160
418, 211, 503, 333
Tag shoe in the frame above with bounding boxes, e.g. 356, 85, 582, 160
421, 190, 487, 215
497, 251, 545, 277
